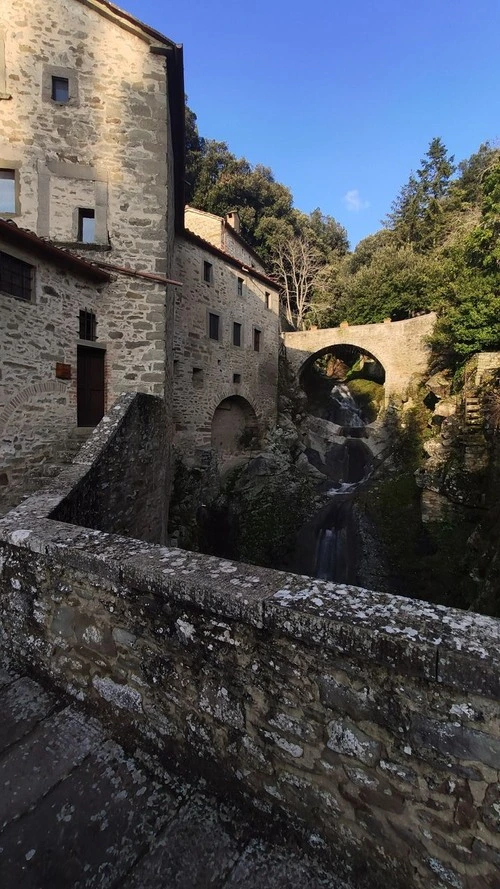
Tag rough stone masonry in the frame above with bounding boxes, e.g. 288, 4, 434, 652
0, 397, 499, 889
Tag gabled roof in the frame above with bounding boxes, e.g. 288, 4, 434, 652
75, 0, 179, 47
181, 228, 279, 291
0, 220, 111, 283
185, 206, 268, 272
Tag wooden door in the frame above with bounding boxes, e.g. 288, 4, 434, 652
77, 346, 105, 426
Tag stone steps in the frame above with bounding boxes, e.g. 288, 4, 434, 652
0, 427, 93, 517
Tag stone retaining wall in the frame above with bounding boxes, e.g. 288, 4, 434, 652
0, 483, 499, 889
52, 391, 169, 543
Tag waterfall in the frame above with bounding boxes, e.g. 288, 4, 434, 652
329, 383, 365, 427
316, 528, 335, 580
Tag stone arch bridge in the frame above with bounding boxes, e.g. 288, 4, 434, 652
283, 313, 436, 401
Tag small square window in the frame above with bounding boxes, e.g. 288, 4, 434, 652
52, 76, 69, 102
0, 250, 34, 301
203, 261, 213, 283
265, 291, 270, 309
208, 312, 220, 341
233, 321, 242, 347
237, 277, 243, 296
233, 373, 241, 384
192, 367, 204, 387
78, 208, 95, 243
0, 169, 16, 213
253, 328, 261, 352
79, 309, 97, 341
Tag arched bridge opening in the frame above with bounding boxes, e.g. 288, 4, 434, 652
300, 344, 386, 426
283, 313, 437, 403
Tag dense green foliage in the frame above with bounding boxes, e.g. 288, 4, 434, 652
186, 101, 499, 368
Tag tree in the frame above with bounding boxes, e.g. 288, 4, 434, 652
183, 100, 346, 269
271, 236, 324, 329
385, 173, 425, 246
341, 245, 445, 324
418, 137, 455, 202
184, 103, 205, 203
429, 161, 500, 368
305, 208, 349, 260
386, 138, 456, 251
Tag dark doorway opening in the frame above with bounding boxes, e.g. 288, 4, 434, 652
77, 346, 105, 426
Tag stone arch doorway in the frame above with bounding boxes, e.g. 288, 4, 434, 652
211, 396, 259, 455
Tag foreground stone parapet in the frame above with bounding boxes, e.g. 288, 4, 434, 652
0, 411, 499, 889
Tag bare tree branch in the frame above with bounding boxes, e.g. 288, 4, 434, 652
271, 237, 323, 329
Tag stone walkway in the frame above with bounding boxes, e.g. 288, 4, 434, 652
0, 657, 351, 888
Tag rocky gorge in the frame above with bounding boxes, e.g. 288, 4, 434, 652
168, 350, 500, 619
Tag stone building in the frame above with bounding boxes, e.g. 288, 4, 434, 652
0, 219, 111, 485
0, 0, 185, 486
173, 209, 280, 459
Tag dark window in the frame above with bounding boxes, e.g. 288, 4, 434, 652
192, 367, 203, 387
0, 250, 34, 301
208, 312, 220, 340
253, 328, 261, 352
0, 169, 16, 213
233, 373, 241, 384
265, 291, 270, 309
233, 321, 242, 347
203, 260, 213, 283
79, 309, 97, 341
52, 76, 69, 102
237, 277, 243, 296
78, 208, 95, 243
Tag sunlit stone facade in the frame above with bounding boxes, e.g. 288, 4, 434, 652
0, 0, 184, 483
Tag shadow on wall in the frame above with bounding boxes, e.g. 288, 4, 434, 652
52, 392, 170, 544
211, 395, 259, 454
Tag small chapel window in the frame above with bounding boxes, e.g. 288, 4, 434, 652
78, 209, 95, 243
203, 260, 213, 284
0, 169, 16, 213
52, 76, 69, 102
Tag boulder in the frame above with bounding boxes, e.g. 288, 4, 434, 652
426, 370, 453, 400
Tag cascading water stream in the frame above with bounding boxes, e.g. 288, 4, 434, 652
310, 383, 373, 582
328, 383, 365, 428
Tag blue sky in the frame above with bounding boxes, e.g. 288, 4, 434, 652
122, 0, 500, 249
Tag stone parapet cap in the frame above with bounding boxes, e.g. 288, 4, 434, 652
1, 500, 499, 699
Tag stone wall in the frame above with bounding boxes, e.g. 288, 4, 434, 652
52, 392, 169, 543
0, 240, 109, 483
0, 0, 176, 474
172, 234, 279, 458
185, 206, 267, 273
0, 482, 499, 889
474, 352, 500, 387
185, 207, 223, 249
